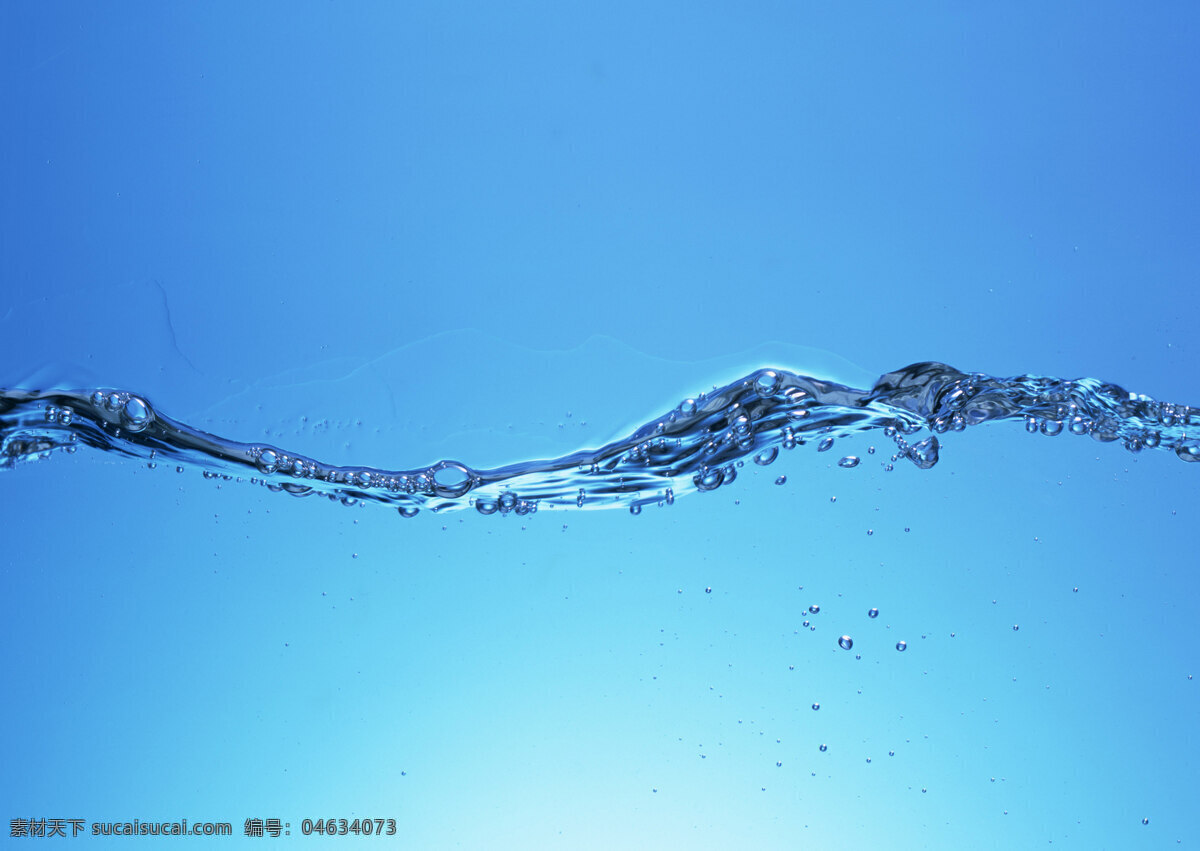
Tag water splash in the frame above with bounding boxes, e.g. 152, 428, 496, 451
2, 362, 1196, 518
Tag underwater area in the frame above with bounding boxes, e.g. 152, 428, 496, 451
2, 4, 1198, 849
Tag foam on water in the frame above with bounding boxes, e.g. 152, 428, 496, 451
2, 362, 1196, 517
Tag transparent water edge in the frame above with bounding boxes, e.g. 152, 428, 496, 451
2, 361, 1197, 518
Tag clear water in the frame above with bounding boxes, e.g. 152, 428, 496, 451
4, 362, 1197, 516
3, 4, 1198, 849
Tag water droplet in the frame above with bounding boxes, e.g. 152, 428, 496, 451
475, 499, 498, 515
1142, 817, 1149, 825
775, 761, 783, 768
809, 604, 820, 614
817, 437, 834, 452
705, 586, 712, 594
1013, 624, 1019, 631
397, 506, 419, 518
868, 607, 879, 619
838, 635, 853, 650
679, 399, 697, 416
866, 757, 871, 763
774, 475, 787, 485
837, 455, 860, 468
811, 703, 820, 711
896, 641, 907, 652
498, 492, 518, 512
819, 744, 827, 752
629, 504, 642, 516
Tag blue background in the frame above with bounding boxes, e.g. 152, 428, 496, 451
2, 3, 1197, 848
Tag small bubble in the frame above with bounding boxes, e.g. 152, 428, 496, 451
867, 529, 874, 536
705, 586, 712, 594
888, 751, 894, 757
896, 641, 907, 652
830, 496, 837, 503
774, 475, 787, 485
1073, 586, 1079, 593
811, 703, 820, 711
776, 761, 783, 767
819, 744, 827, 752
837, 455, 860, 468
866, 757, 871, 763
1013, 624, 1019, 631
838, 635, 853, 650
629, 504, 642, 516
398, 506, 419, 518
817, 437, 834, 452
1142, 818, 1149, 825
868, 607, 879, 619
809, 604, 820, 614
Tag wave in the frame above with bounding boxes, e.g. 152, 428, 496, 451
2, 362, 1196, 517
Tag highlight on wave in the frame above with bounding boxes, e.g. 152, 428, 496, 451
1, 362, 1197, 519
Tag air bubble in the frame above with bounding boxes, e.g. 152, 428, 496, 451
432, 462, 473, 498
811, 703, 820, 711
1040, 419, 1064, 437
896, 641, 907, 652
753, 447, 778, 466
629, 504, 642, 516
838, 455, 860, 468
755, 371, 780, 397
775, 475, 787, 485
256, 450, 279, 475
838, 635, 853, 650
819, 744, 827, 752
475, 499, 498, 515
868, 607, 879, 618
120, 396, 152, 432
817, 437, 834, 452
397, 506, 419, 518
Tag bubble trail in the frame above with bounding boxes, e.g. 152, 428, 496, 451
2, 362, 1197, 518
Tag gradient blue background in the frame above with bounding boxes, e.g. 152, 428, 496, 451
2, 3, 1197, 848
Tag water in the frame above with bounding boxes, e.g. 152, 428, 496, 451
4, 362, 1195, 518
5, 3, 1200, 847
